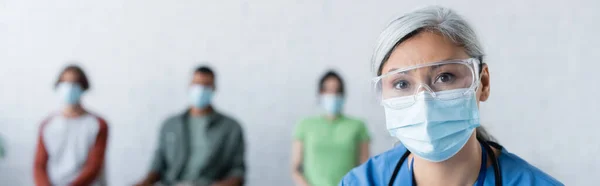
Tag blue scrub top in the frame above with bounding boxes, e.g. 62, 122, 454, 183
339, 144, 563, 186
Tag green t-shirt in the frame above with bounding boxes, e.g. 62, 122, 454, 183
180, 116, 211, 181
294, 115, 370, 186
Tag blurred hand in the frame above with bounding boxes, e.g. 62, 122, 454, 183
295, 181, 310, 186
211, 181, 226, 186
174, 182, 193, 186
134, 173, 160, 186
291, 177, 310, 186
133, 182, 153, 186
211, 180, 241, 186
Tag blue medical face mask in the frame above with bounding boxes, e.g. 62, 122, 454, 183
189, 85, 214, 109
57, 82, 84, 105
384, 88, 480, 162
320, 94, 344, 115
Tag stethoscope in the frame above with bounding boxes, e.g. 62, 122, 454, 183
387, 137, 503, 186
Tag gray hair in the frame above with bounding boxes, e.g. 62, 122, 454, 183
373, 6, 494, 142
372, 6, 484, 76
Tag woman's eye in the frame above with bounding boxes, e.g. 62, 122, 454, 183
393, 80, 410, 90
435, 73, 455, 83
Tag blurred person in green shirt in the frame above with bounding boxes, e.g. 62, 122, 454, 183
0, 135, 5, 159
291, 70, 371, 186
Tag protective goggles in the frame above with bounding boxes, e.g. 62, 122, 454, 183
373, 58, 481, 109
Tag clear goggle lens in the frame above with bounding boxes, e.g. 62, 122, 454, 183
373, 58, 480, 109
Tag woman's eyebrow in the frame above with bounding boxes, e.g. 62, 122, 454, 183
386, 68, 399, 73
430, 64, 445, 71
386, 57, 460, 74
386, 68, 422, 76
430, 62, 458, 71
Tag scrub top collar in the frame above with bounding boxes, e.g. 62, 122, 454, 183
405, 142, 488, 186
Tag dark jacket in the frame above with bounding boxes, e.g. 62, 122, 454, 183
150, 110, 245, 185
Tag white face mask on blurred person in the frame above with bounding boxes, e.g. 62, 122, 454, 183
188, 85, 214, 109
57, 82, 84, 106
321, 94, 344, 115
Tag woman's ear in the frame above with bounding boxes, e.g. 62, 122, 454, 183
478, 64, 491, 102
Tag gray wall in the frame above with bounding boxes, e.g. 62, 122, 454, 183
0, 0, 598, 185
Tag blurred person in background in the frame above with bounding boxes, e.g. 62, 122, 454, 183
340, 6, 562, 186
34, 65, 109, 186
135, 66, 245, 186
0, 134, 5, 159
291, 70, 370, 186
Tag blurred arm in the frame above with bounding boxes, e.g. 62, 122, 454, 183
291, 140, 309, 186
34, 126, 52, 186
359, 142, 370, 164
135, 123, 167, 186
136, 172, 160, 186
212, 177, 242, 186
357, 122, 371, 165
212, 124, 245, 186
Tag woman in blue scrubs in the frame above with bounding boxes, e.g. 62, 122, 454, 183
340, 6, 563, 186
